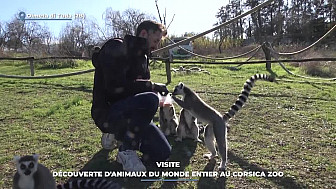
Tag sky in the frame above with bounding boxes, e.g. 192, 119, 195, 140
0, 0, 229, 38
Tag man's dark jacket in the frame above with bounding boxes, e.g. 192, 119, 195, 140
91, 35, 154, 133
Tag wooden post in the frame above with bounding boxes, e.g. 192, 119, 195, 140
29, 58, 35, 76
262, 42, 272, 71
165, 58, 171, 84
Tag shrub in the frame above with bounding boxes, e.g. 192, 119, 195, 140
303, 61, 336, 78
36, 59, 79, 69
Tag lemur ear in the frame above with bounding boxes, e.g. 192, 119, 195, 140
178, 82, 184, 89
33, 154, 39, 161
13, 156, 21, 164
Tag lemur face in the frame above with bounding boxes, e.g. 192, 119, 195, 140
172, 82, 185, 95
14, 154, 39, 176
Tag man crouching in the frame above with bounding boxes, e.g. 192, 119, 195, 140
91, 20, 171, 171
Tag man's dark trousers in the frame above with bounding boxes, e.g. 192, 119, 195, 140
107, 92, 171, 162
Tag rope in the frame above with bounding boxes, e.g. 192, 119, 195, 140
1, 0, 276, 80
235, 44, 263, 67
268, 46, 336, 81
0, 56, 91, 61
0, 57, 34, 60
0, 69, 95, 79
264, 23, 336, 81
246, 46, 262, 62
170, 58, 336, 65
272, 24, 336, 56
277, 78, 336, 85
35, 56, 91, 61
166, 37, 263, 61
277, 61, 336, 81
152, 0, 275, 54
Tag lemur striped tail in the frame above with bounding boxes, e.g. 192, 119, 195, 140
223, 74, 274, 120
57, 178, 121, 189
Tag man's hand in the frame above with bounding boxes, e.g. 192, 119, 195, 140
152, 82, 169, 96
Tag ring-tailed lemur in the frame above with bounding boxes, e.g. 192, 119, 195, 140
159, 94, 178, 136
13, 154, 56, 189
175, 108, 201, 142
172, 74, 275, 170
13, 154, 121, 189
56, 178, 121, 189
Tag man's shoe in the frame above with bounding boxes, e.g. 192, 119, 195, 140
117, 150, 146, 172
101, 133, 118, 150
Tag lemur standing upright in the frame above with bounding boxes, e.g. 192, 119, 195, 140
172, 74, 275, 170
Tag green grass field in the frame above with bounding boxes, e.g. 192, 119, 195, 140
0, 58, 335, 188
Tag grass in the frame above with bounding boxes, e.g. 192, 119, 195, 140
0, 58, 335, 188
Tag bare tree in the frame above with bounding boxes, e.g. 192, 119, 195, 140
58, 17, 95, 56
0, 21, 5, 50
91, 19, 108, 42
155, 0, 175, 29
2, 13, 53, 55
43, 26, 52, 54
23, 21, 46, 55
103, 8, 154, 38
5, 19, 26, 51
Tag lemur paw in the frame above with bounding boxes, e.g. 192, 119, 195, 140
175, 138, 182, 142
164, 130, 170, 136
218, 163, 227, 171
203, 153, 218, 160
194, 138, 202, 143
